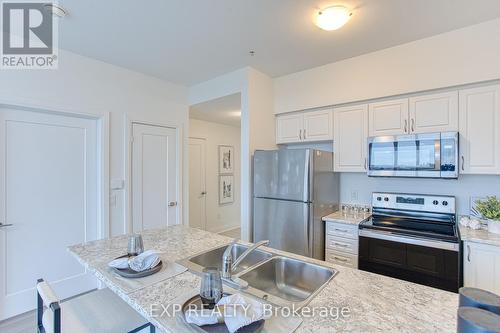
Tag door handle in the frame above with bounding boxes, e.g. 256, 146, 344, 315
467, 244, 471, 262
404, 119, 408, 133
201, 191, 207, 195
411, 119, 415, 132
0, 223, 13, 228
461, 156, 465, 171
168, 201, 177, 207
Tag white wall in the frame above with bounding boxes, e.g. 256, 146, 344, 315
189, 118, 241, 232
189, 67, 276, 241
274, 18, 500, 114
0, 49, 188, 237
340, 173, 500, 215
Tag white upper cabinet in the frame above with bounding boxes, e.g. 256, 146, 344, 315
276, 109, 332, 144
276, 113, 303, 144
334, 104, 368, 172
464, 241, 500, 295
409, 91, 458, 133
303, 109, 333, 142
459, 84, 500, 174
368, 98, 409, 136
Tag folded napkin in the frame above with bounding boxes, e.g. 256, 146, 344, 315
108, 250, 160, 272
185, 293, 270, 333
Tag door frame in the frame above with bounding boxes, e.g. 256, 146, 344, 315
124, 116, 183, 233
0, 96, 110, 239
188, 136, 207, 230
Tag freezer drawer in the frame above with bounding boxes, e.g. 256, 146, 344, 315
253, 197, 311, 257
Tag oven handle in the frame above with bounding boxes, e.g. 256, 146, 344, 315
359, 229, 459, 251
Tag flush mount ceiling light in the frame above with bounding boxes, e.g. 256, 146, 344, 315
315, 5, 351, 31
44, 3, 68, 18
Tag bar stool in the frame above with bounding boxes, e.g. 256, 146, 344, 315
36, 278, 155, 333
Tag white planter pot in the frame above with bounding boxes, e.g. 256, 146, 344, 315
488, 219, 500, 235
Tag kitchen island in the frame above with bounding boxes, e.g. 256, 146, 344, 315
69, 225, 458, 332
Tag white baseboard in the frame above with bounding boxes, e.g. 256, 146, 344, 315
215, 225, 240, 234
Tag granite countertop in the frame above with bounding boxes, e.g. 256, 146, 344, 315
68, 225, 458, 333
322, 211, 371, 226
459, 225, 500, 247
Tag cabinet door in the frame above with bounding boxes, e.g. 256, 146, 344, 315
459, 85, 500, 174
409, 91, 458, 133
303, 109, 333, 142
276, 113, 303, 144
464, 241, 500, 294
368, 98, 409, 136
333, 104, 368, 172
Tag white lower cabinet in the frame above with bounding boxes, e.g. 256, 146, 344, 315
463, 241, 500, 295
325, 221, 358, 268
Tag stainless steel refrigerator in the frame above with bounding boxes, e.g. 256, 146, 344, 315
253, 148, 339, 260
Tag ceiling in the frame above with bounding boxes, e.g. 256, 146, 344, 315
189, 93, 241, 127
57, 0, 500, 85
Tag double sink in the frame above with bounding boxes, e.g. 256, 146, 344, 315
177, 243, 337, 308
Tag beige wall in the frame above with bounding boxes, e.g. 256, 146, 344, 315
189, 118, 241, 233
274, 18, 500, 114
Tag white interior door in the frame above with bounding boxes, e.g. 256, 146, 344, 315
0, 108, 100, 320
132, 123, 177, 232
189, 138, 206, 230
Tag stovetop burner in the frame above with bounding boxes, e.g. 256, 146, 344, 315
359, 192, 459, 243
360, 217, 459, 242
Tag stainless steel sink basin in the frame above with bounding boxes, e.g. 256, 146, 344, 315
177, 243, 337, 308
238, 256, 337, 307
178, 244, 272, 274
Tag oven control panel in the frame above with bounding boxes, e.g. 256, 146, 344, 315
372, 192, 455, 214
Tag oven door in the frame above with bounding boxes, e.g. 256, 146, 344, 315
358, 229, 461, 292
368, 133, 442, 177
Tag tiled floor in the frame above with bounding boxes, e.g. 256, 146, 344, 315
219, 227, 241, 239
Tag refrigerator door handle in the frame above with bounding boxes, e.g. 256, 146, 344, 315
303, 205, 310, 257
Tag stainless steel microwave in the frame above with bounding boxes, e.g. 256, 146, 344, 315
367, 132, 458, 178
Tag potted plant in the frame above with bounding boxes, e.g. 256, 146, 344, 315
475, 196, 500, 234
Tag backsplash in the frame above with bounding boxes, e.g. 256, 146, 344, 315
339, 173, 500, 215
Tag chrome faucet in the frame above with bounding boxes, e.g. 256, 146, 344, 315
222, 239, 270, 282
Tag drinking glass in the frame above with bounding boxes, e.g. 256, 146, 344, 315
200, 267, 223, 309
127, 234, 144, 256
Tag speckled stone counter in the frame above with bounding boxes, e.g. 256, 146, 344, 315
68, 225, 458, 333
322, 211, 371, 226
460, 225, 500, 246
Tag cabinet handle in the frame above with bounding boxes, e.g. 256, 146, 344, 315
404, 119, 408, 133
467, 244, 471, 262
333, 256, 348, 262
303, 129, 306, 140
0, 223, 13, 228
299, 129, 302, 140
334, 228, 348, 232
411, 119, 415, 132
333, 242, 349, 248
364, 158, 367, 170
461, 156, 465, 171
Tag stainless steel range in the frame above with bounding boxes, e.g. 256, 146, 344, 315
359, 192, 461, 292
